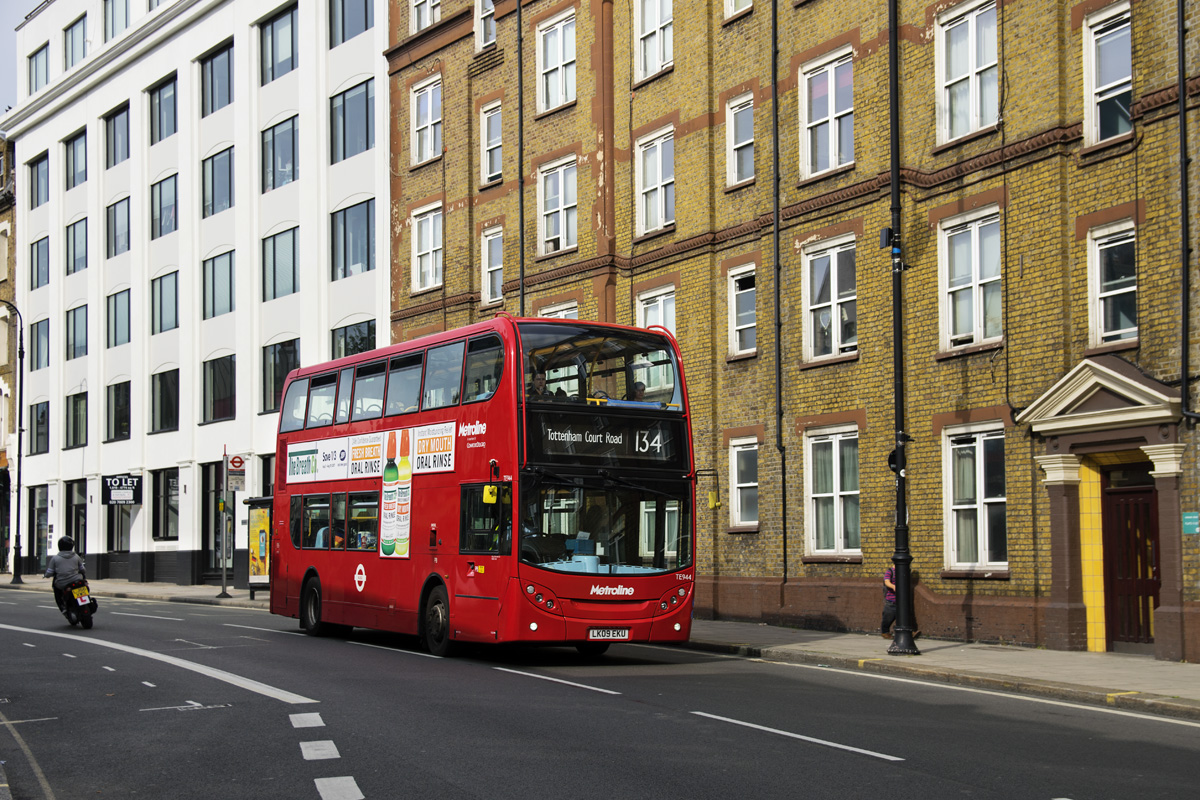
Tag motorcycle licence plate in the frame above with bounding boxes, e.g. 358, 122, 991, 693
587, 628, 629, 641
71, 586, 89, 599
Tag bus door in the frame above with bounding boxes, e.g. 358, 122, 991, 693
453, 482, 512, 641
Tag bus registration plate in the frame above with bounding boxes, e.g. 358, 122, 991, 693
588, 628, 629, 641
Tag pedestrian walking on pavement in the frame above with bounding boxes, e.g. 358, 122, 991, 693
881, 565, 897, 639
881, 564, 919, 641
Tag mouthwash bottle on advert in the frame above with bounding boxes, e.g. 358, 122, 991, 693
380, 432, 400, 555
394, 428, 413, 557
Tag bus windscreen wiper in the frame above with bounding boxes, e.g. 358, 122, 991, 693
525, 466, 581, 487
597, 469, 677, 499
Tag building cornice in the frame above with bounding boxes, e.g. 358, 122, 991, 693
1, 0, 219, 138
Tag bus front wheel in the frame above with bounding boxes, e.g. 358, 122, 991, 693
423, 585, 456, 657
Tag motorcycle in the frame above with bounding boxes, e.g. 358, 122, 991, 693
55, 578, 97, 629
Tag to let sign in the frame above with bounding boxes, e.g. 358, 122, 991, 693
102, 474, 143, 506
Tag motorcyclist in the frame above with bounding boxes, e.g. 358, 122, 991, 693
44, 536, 87, 611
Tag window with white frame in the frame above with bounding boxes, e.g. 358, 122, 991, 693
1088, 220, 1137, 344
637, 0, 673, 79
411, 0, 440, 33
28, 44, 49, 95
729, 436, 759, 527
66, 304, 87, 360
331, 199, 374, 280
412, 77, 442, 165
332, 0, 374, 46
31, 237, 49, 289
539, 302, 578, 319
263, 227, 299, 301
727, 94, 754, 185
937, 0, 997, 142
728, 265, 756, 356
804, 236, 857, 359
944, 423, 1007, 568
806, 426, 860, 554
481, 227, 503, 304
149, 76, 177, 145
330, 79, 374, 165
539, 158, 577, 254
538, 13, 576, 112
1084, 4, 1131, 144
940, 209, 1001, 348
725, 0, 752, 17
64, 17, 87, 70
638, 286, 675, 334
477, 0, 496, 48
481, 102, 502, 184
65, 131, 87, 191
637, 128, 675, 234
262, 116, 298, 191
104, 0, 129, 42
203, 251, 235, 320
151, 175, 177, 239
802, 49, 854, 177
261, 5, 298, 85
66, 219, 87, 275
412, 204, 443, 291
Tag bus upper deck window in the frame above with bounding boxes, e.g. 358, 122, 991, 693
351, 361, 387, 421
385, 353, 423, 415
464, 335, 503, 404
306, 374, 338, 428
279, 378, 309, 433
422, 341, 465, 411
335, 367, 354, 424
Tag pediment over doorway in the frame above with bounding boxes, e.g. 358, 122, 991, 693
1016, 355, 1180, 436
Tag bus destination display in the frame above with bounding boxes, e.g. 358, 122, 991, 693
527, 412, 686, 469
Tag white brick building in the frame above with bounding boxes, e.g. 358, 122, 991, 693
1, 0, 389, 583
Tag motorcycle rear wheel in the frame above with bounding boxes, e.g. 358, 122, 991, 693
80, 614, 93, 629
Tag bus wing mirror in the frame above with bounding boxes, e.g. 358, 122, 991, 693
483, 485, 499, 504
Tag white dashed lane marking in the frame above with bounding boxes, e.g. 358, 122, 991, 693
301, 740, 340, 761
314, 777, 364, 800
290, 713, 325, 728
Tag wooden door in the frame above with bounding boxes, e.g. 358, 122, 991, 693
1101, 466, 1159, 650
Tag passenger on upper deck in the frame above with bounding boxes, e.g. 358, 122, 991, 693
528, 371, 554, 400
625, 381, 646, 401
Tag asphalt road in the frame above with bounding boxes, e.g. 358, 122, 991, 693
2, 592, 1197, 800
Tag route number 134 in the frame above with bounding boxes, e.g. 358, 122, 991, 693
634, 430, 664, 454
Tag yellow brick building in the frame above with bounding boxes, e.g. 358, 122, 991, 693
386, 0, 1200, 660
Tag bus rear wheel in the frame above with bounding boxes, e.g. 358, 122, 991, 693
423, 585, 456, 657
576, 642, 610, 658
301, 579, 327, 636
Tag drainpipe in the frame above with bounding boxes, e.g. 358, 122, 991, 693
517, 0, 527, 316
1179, 0, 1199, 421
771, 0, 788, 585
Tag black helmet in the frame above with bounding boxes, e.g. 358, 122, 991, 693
57, 536, 74, 552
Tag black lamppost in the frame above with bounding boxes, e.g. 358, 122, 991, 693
886, 0, 918, 655
1, 299, 24, 584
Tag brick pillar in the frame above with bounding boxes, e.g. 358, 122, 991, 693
1142, 444, 1187, 661
1036, 454, 1087, 651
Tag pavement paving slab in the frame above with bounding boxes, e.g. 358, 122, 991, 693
3, 575, 1199, 722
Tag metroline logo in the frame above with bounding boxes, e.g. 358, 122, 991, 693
590, 585, 635, 596
459, 420, 486, 436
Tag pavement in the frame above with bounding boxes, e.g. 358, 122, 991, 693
3, 574, 1200, 726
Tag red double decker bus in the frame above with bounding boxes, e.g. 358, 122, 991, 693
269, 316, 695, 655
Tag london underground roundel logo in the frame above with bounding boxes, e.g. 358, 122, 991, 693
354, 563, 367, 592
